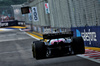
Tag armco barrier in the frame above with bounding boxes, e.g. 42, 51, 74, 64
0, 20, 25, 27
71, 26, 100, 47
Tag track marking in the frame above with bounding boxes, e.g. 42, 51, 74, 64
77, 49, 100, 63
32, 31, 43, 36
8, 26, 26, 29
24, 32, 40, 40
0, 28, 14, 31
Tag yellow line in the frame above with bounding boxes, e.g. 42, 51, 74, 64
0, 26, 26, 29
85, 47, 100, 51
0, 30, 3, 31
10, 26, 26, 28
26, 32, 43, 40
32, 31, 43, 36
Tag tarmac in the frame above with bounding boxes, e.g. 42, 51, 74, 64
0, 26, 100, 52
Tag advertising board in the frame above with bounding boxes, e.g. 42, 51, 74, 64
32, 7, 39, 22
71, 26, 100, 47
45, 3, 50, 14
0, 20, 25, 27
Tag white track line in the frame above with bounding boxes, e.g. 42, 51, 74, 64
19, 29, 40, 40
0, 28, 14, 31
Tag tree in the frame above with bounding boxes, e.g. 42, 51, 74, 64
0, 0, 27, 6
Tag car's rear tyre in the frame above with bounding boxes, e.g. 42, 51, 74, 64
32, 41, 46, 59
32, 43, 36, 58
72, 37, 85, 54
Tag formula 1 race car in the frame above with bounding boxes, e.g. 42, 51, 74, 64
32, 31, 85, 59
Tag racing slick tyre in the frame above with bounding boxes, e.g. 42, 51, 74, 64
72, 37, 85, 54
32, 41, 46, 59
32, 42, 37, 58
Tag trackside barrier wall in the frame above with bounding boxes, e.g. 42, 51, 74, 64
26, 0, 100, 28
71, 26, 100, 47
0, 20, 25, 27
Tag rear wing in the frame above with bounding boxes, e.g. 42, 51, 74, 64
43, 31, 73, 39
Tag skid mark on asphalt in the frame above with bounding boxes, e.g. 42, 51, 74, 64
0, 37, 31, 42
15, 43, 32, 59
0, 49, 31, 55
77, 49, 100, 63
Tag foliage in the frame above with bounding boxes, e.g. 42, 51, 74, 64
0, 0, 27, 6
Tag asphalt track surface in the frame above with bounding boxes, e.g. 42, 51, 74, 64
0, 29, 100, 66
